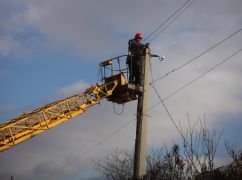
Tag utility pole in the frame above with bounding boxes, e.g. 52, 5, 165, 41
133, 47, 150, 179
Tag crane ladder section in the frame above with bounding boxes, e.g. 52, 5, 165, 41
0, 80, 118, 152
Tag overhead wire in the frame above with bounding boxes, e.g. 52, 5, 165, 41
142, 0, 194, 43
82, 0, 200, 164
48, 0, 199, 175
49, 0, 233, 175
150, 56, 182, 137
81, 0, 203, 165
149, 48, 242, 169
79, 0, 203, 166
147, 0, 198, 138
90, 3, 242, 177
150, 83, 183, 138
150, 55, 203, 170
50, 117, 135, 177
148, 0, 197, 43
151, 28, 242, 84
162, 48, 242, 101
50, 49, 241, 177
113, 102, 125, 115
151, 48, 242, 111
51, 25, 241, 180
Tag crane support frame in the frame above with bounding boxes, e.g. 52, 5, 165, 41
0, 54, 145, 152
0, 80, 118, 152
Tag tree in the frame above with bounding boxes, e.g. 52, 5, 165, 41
95, 150, 133, 180
95, 118, 240, 180
96, 145, 187, 180
178, 116, 223, 177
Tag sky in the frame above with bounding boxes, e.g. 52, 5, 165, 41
0, 0, 242, 179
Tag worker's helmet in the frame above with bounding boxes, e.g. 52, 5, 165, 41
135, 32, 143, 40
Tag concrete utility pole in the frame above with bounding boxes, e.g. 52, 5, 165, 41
133, 48, 150, 179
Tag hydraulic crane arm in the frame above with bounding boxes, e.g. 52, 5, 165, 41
0, 80, 118, 152
0, 55, 143, 152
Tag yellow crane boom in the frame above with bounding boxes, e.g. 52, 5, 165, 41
0, 81, 118, 152
0, 55, 143, 152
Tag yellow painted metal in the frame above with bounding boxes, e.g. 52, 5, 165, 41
104, 73, 143, 104
0, 80, 118, 152
99, 60, 112, 67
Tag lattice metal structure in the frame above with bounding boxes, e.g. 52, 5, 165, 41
0, 81, 118, 152
0, 55, 143, 152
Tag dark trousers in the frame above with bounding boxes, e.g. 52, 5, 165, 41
127, 59, 141, 85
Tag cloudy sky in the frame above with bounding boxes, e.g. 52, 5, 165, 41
0, 0, 242, 179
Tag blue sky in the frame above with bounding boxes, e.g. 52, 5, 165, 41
0, 0, 242, 179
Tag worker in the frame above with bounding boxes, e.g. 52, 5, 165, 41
126, 32, 148, 85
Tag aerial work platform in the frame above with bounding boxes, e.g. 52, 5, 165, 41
104, 73, 143, 104
99, 56, 143, 104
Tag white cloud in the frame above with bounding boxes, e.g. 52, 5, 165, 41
0, 0, 242, 179
58, 80, 90, 97
20, 0, 190, 58
0, 1, 51, 59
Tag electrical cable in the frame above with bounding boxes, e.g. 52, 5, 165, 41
50, 117, 135, 177
84, 0, 196, 159
151, 28, 242, 84
149, 48, 242, 169
163, 48, 242, 101
150, 83, 183, 138
149, 57, 183, 138
152, 48, 242, 109
49, 49, 241, 177
49, 3, 241, 176
150, 58, 185, 150
148, 0, 197, 43
150, 57, 204, 170
142, 0, 195, 43
113, 102, 125, 115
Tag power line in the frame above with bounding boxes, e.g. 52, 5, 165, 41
64, 0, 201, 166
49, 37, 242, 178
163, 48, 242, 101
149, 49, 242, 148
150, 49, 241, 169
142, 0, 195, 42
150, 83, 183, 138
78, 0, 203, 165
150, 65, 202, 170
90, 15, 241, 174
148, 0, 197, 43
50, 48, 241, 176
49, 8, 242, 178
49, 1, 198, 175
152, 48, 242, 108
151, 28, 242, 84
50, 117, 135, 177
